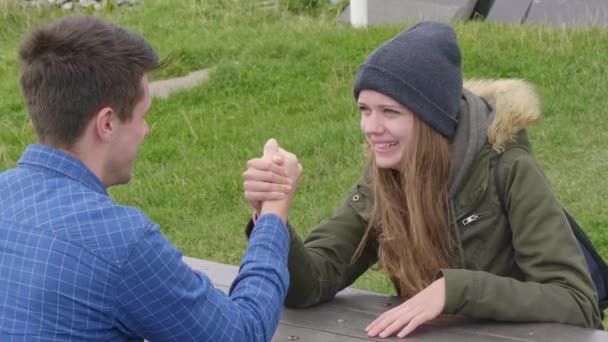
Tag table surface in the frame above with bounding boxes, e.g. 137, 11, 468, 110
183, 256, 608, 341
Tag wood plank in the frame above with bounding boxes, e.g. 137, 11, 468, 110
273, 324, 374, 342
453, 321, 608, 342
275, 319, 527, 341
183, 256, 238, 287
279, 305, 530, 341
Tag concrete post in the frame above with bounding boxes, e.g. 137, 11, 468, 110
350, 0, 368, 28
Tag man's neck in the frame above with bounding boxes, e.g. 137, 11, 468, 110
54, 142, 109, 188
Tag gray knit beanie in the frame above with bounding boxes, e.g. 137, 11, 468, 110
353, 21, 462, 139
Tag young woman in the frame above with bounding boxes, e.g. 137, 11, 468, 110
243, 21, 602, 338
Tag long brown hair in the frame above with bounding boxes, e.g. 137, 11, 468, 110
356, 116, 454, 298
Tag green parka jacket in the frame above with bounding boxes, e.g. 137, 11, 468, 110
248, 79, 602, 328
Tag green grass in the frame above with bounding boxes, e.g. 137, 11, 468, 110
1, 0, 608, 319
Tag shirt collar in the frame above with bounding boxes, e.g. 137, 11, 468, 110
18, 144, 108, 195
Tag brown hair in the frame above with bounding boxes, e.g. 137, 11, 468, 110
19, 15, 161, 148
356, 116, 454, 298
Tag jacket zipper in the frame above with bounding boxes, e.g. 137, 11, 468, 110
461, 214, 480, 226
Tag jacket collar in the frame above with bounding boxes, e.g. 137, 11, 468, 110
449, 89, 494, 198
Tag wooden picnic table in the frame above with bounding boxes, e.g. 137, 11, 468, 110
183, 256, 608, 341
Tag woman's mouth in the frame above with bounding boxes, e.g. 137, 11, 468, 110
373, 141, 399, 153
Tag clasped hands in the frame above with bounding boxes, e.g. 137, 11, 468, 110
243, 139, 302, 223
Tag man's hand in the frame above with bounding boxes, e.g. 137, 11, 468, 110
365, 278, 446, 338
274, 146, 302, 191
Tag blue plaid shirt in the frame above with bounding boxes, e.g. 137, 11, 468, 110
0, 145, 290, 341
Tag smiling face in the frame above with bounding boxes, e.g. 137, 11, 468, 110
358, 90, 416, 170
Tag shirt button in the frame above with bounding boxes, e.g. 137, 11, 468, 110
352, 194, 360, 202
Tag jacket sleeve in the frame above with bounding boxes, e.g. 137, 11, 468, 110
280, 185, 378, 308
441, 150, 602, 328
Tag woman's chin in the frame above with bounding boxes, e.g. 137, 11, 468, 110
374, 157, 401, 170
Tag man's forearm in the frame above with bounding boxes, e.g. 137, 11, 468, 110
229, 213, 290, 340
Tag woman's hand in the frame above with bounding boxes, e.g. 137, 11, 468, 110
366, 277, 446, 338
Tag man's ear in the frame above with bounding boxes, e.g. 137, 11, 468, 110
93, 107, 115, 143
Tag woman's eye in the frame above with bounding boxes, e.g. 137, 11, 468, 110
384, 109, 400, 116
359, 108, 371, 116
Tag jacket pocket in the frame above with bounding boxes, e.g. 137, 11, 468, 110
457, 210, 495, 269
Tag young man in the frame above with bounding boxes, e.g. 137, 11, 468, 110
0, 16, 301, 341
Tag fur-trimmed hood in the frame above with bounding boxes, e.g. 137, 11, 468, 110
450, 78, 542, 198
464, 79, 541, 152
